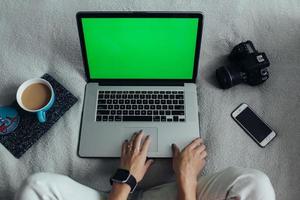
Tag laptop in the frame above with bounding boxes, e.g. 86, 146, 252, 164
76, 12, 203, 157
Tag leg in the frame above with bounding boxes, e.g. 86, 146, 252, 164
15, 173, 108, 200
197, 167, 275, 200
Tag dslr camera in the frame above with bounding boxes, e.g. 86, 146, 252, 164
216, 41, 270, 89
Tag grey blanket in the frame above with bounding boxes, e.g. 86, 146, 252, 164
0, 0, 299, 199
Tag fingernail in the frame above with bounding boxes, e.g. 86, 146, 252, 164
171, 144, 175, 148
139, 129, 143, 133
125, 139, 128, 142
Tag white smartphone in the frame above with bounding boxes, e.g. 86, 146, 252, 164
231, 103, 276, 147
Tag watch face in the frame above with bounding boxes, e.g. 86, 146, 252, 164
112, 169, 130, 182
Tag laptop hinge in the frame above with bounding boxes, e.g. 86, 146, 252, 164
98, 81, 185, 86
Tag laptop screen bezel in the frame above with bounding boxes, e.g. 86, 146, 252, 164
76, 12, 203, 85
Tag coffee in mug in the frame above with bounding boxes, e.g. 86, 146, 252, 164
21, 83, 51, 110
16, 78, 55, 123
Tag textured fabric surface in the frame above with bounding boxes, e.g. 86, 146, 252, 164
0, 0, 299, 200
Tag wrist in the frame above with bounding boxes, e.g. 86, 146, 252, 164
109, 183, 131, 200
176, 175, 197, 197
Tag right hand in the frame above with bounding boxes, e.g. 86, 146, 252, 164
172, 138, 207, 190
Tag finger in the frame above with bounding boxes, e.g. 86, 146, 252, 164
195, 144, 206, 154
188, 138, 203, 149
172, 144, 180, 157
133, 130, 144, 152
144, 159, 154, 172
130, 132, 138, 143
122, 140, 128, 156
141, 135, 151, 154
199, 150, 207, 160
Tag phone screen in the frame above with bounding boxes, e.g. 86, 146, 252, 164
236, 107, 272, 142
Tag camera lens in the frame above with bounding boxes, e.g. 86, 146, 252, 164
216, 66, 244, 89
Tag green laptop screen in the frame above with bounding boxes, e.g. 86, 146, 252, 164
81, 18, 199, 79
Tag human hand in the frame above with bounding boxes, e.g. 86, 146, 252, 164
120, 130, 154, 182
172, 138, 207, 193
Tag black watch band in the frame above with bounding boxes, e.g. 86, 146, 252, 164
110, 169, 137, 193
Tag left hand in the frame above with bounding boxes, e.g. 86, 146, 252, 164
120, 130, 154, 182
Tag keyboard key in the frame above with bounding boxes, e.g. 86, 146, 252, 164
153, 111, 159, 115
117, 91, 122, 94
111, 91, 116, 94
111, 95, 115, 99
142, 91, 147, 94
117, 110, 122, 115
153, 116, 160, 121
173, 116, 179, 121
167, 100, 172, 104
143, 100, 148, 104
146, 95, 151, 99
154, 91, 159, 94
178, 91, 184, 94
113, 100, 118, 104
147, 110, 152, 115
135, 110, 140, 115
179, 100, 184, 104
156, 105, 161, 109
129, 110, 134, 115
159, 110, 164, 115
152, 95, 157, 99
116, 95, 121, 99
126, 105, 131, 109
137, 100, 142, 104
172, 91, 177, 94
96, 116, 101, 121
131, 100, 136, 104
158, 95, 163, 99
140, 95, 145, 99
107, 100, 112, 104
128, 95, 133, 99
119, 100, 124, 104
129, 91, 134, 94
149, 100, 154, 104
150, 105, 155, 109
176, 95, 184, 99
125, 100, 130, 104
167, 118, 172, 122
161, 116, 166, 121
172, 111, 184, 115
98, 110, 109, 115
175, 105, 184, 110
166, 91, 171, 94
97, 105, 107, 109
162, 105, 168, 110
147, 91, 153, 94
155, 100, 160, 104
105, 91, 110, 94
164, 95, 169, 99
114, 105, 119, 109
170, 95, 175, 99
173, 100, 178, 104
111, 110, 116, 115
134, 95, 139, 99
105, 95, 109, 98
99, 91, 104, 94
168, 105, 174, 110
166, 111, 171, 115
109, 116, 114, 121
123, 116, 152, 121
161, 100, 166, 104
180, 118, 185, 122
132, 105, 137, 109
98, 94, 104, 99
159, 91, 165, 94
141, 110, 146, 115
144, 105, 149, 109
120, 105, 125, 109
115, 116, 122, 121
122, 94, 127, 99
108, 105, 113, 109
103, 116, 108, 121
98, 100, 106, 104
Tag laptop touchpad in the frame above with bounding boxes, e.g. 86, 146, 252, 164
123, 127, 158, 152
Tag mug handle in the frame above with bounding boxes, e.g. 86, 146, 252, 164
37, 111, 46, 123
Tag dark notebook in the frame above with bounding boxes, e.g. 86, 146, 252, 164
0, 74, 78, 158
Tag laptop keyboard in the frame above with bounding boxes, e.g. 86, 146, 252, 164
96, 90, 185, 122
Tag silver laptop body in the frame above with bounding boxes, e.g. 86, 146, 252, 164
76, 12, 204, 157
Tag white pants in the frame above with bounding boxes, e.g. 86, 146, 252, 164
15, 167, 275, 200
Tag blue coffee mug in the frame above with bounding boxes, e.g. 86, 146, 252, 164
16, 78, 55, 123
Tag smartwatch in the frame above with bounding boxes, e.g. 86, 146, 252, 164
110, 169, 137, 193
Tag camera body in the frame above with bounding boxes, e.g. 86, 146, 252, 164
216, 41, 270, 89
